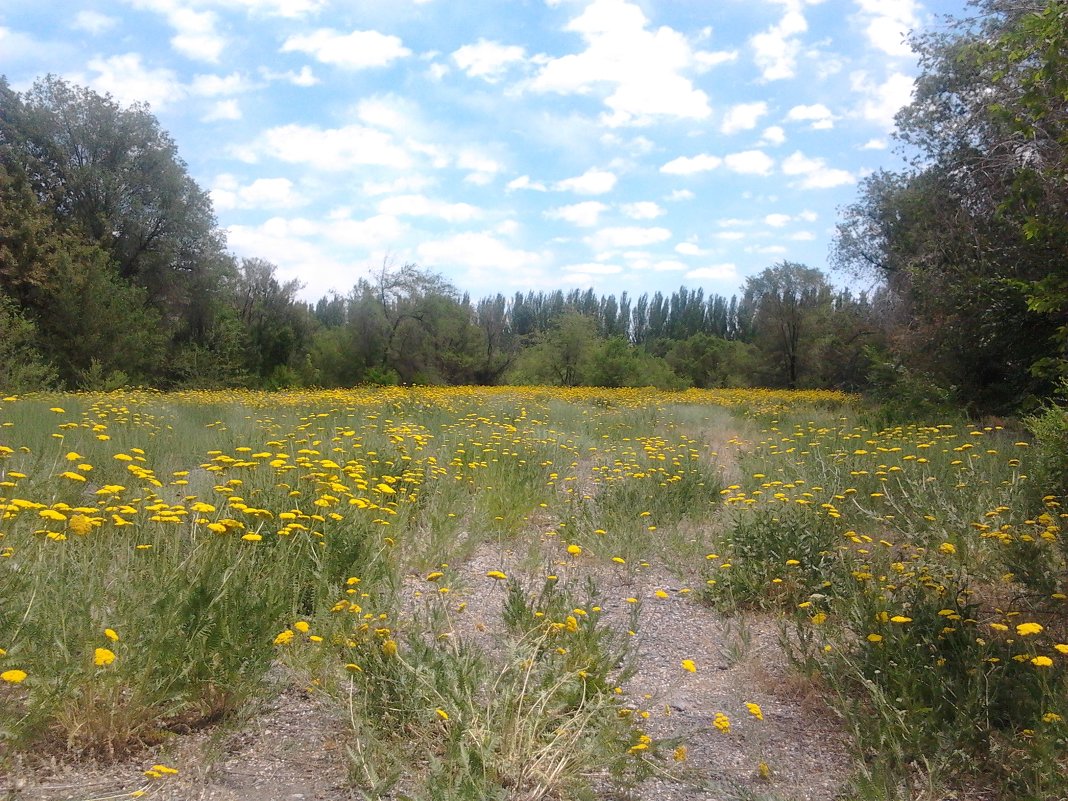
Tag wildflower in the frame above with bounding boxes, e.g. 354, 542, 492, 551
68, 514, 94, 535
1031, 656, 1053, 668
1, 669, 27, 684
426, 571, 444, 581
486, 570, 507, 580
938, 542, 956, 555
293, 621, 310, 633
673, 745, 688, 761
104, 628, 119, 642
1016, 622, 1044, 636
654, 589, 669, 599
810, 612, 827, 625
382, 639, 398, 657
435, 708, 449, 721
566, 543, 582, 556
745, 702, 764, 721
1055, 644, 1068, 655
713, 712, 730, 733
867, 634, 883, 643
890, 615, 912, 624
1042, 712, 1063, 724
241, 533, 262, 542
681, 659, 697, 673
94, 647, 116, 666
273, 630, 295, 646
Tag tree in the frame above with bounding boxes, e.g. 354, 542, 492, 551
742, 263, 833, 388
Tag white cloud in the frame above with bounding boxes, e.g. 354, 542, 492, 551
190, 72, 251, 96
203, 99, 242, 121
417, 232, 544, 274
855, 0, 919, 56
798, 209, 818, 222
620, 201, 663, 220
563, 262, 622, 275
215, 0, 327, 17
82, 53, 185, 109
852, 70, 915, 129
507, 175, 548, 191
748, 244, 788, 255
587, 226, 671, 250
724, 150, 774, 176
764, 213, 792, 227
545, 201, 609, 227
861, 137, 888, 150
244, 123, 414, 170
790, 231, 816, 240
781, 150, 855, 188
131, 1, 226, 62
452, 39, 527, 81
212, 175, 305, 209
666, 189, 695, 201
529, 0, 712, 126
675, 242, 708, 256
721, 101, 768, 135
785, 103, 835, 129
72, 11, 118, 34
458, 150, 504, 185
760, 125, 786, 145
377, 194, 482, 222
362, 174, 433, 196
749, 2, 808, 81
555, 168, 617, 194
281, 28, 411, 69
660, 154, 721, 175
685, 263, 738, 281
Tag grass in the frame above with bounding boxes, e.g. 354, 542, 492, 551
0, 386, 1064, 799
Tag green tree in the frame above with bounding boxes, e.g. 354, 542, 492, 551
742, 263, 833, 388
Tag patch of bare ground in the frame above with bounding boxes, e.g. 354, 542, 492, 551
6, 683, 355, 801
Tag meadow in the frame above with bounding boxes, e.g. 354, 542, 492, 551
0, 386, 1065, 800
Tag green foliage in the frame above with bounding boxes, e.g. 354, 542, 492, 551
0, 294, 56, 391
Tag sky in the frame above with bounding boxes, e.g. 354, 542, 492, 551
2, 0, 970, 303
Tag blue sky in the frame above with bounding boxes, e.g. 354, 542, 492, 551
2, 0, 968, 302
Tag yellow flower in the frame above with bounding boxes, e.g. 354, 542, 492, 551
381, 639, 398, 657
1042, 712, 1063, 724
673, 745, 688, 761
68, 514, 94, 535
1, 669, 28, 684
485, 570, 507, 580
426, 571, 444, 581
1055, 643, 1068, 655
890, 615, 912, 624
681, 659, 697, 673
104, 628, 119, 642
867, 634, 883, 643
94, 647, 116, 666
712, 712, 730, 733
810, 612, 827, 625
745, 702, 764, 721
293, 621, 310, 633
654, 589, 669, 599
1016, 622, 1044, 636
1031, 656, 1053, 668
566, 543, 582, 556
273, 630, 295, 646
241, 533, 262, 542
435, 708, 449, 721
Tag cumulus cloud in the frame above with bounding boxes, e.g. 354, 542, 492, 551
417, 231, 544, 274
685, 263, 739, 281
666, 189, 696, 201
852, 70, 915, 129
555, 168, 618, 194
785, 103, 835, 129
855, 0, 919, 56
587, 226, 671, 251
660, 154, 721, 175
81, 53, 185, 109
507, 175, 548, 191
72, 11, 118, 33
760, 125, 786, 145
764, 213, 792, 227
203, 99, 242, 121
241, 123, 414, 170
377, 194, 483, 222
212, 175, 306, 209
620, 201, 664, 220
131, 0, 226, 62
781, 150, 854, 188
724, 150, 774, 176
529, 0, 713, 126
545, 201, 610, 227
721, 101, 768, 134
281, 28, 411, 69
749, 0, 809, 81
452, 39, 527, 81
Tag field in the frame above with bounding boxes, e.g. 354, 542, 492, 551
0, 387, 1065, 801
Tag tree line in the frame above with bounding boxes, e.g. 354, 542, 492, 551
1, 0, 1065, 413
